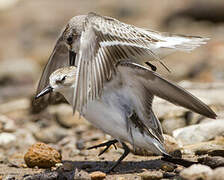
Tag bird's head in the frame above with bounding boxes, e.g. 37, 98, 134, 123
35, 66, 77, 99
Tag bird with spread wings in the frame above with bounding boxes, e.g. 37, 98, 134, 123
35, 12, 209, 113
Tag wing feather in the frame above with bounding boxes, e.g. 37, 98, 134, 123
118, 61, 217, 119
71, 12, 209, 113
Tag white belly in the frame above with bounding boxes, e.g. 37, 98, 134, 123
84, 100, 164, 155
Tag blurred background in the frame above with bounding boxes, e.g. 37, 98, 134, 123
1, 0, 224, 102
0, 0, 224, 178
1, 0, 224, 103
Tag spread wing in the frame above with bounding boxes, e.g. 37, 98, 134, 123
117, 61, 217, 119
72, 12, 209, 114
36, 36, 69, 95
33, 35, 69, 112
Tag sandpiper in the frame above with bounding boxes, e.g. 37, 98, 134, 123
35, 60, 216, 172
36, 12, 209, 113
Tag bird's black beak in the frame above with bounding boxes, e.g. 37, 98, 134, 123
69, 50, 76, 66
35, 85, 53, 99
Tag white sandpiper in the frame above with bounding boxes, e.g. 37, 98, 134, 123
35, 60, 216, 172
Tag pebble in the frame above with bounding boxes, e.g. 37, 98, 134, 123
161, 117, 186, 135
62, 162, 74, 171
74, 168, 91, 180
182, 138, 224, 155
90, 171, 106, 180
173, 119, 224, 145
210, 167, 224, 180
198, 156, 224, 169
139, 170, 163, 180
0, 132, 16, 148
0, 98, 30, 114
15, 129, 36, 147
34, 125, 67, 143
160, 163, 175, 172
0, 115, 16, 132
49, 104, 87, 128
163, 134, 181, 155
24, 142, 62, 168
180, 164, 213, 180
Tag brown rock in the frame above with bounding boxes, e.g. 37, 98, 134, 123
160, 163, 175, 172
24, 142, 62, 168
90, 171, 106, 180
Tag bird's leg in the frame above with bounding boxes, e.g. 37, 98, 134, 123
145, 62, 157, 71
161, 153, 198, 167
107, 142, 130, 173
87, 139, 118, 156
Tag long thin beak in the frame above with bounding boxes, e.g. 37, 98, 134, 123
69, 50, 76, 66
35, 86, 53, 99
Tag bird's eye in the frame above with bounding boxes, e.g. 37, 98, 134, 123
61, 76, 67, 81
67, 36, 73, 45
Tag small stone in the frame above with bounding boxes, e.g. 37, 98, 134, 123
62, 162, 74, 171
24, 142, 62, 168
160, 163, 175, 172
180, 164, 213, 180
74, 168, 90, 180
208, 150, 224, 157
163, 134, 181, 155
34, 125, 67, 143
210, 167, 224, 180
49, 104, 87, 128
0, 98, 30, 114
76, 139, 85, 150
198, 156, 224, 168
139, 170, 163, 180
55, 163, 63, 168
173, 120, 224, 145
182, 138, 224, 155
90, 171, 106, 180
162, 117, 186, 135
20, 163, 27, 168
0, 132, 16, 148
0, 115, 16, 132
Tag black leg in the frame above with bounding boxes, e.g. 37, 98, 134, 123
107, 142, 130, 173
145, 62, 157, 71
161, 153, 198, 167
87, 139, 118, 156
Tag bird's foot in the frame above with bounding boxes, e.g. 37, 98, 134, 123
87, 139, 118, 156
